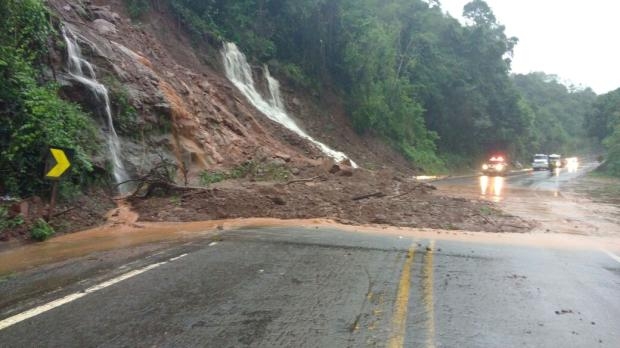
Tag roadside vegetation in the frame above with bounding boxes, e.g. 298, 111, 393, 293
512, 73, 597, 156
0, 0, 98, 198
29, 218, 55, 241
587, 88, 620, 177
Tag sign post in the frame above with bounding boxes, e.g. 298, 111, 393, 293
44, 147, 73, 221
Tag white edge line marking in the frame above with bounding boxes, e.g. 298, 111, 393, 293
602, 249, 620, 264
169, 253, 188, 262
0, 254, 188, 331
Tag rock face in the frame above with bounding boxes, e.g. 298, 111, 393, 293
92, 19, 117, 35
48, 0, 318, 184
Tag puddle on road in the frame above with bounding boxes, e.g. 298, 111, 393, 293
479, 176, 505, 202
0, 217, 327, 276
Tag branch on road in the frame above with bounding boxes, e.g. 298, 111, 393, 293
285, 176, 323, 186
352, 192, 385, 201
474, 213, 494, 225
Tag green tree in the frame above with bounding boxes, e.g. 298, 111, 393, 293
588, 88, 620, 176
0, 0, 97, 196
514, 72, 597, 155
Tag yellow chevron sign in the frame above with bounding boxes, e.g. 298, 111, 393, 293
45, 147, 72, 180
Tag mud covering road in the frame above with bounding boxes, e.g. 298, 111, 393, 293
0, 227, 619, 347
130, 164, 533, 233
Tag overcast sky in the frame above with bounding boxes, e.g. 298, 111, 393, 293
440, 0, 620, 94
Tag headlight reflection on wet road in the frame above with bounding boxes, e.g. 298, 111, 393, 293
566, 157, 579, 173
479, 175, 504, 201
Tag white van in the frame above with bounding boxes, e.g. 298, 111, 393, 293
532, 154, 549, 171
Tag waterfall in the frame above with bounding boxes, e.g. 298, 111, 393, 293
62, 27, 131, 194
221, 42, 357, 167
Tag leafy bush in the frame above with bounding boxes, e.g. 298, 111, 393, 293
272, 62, 315, 90
603, 123, 620, 177
102, 76, 140, 138
199, 161, 290, 186
0, 0, 97, 196
0, 206, 24, 233
124, 0, 150, 19
30, 218, 55, 241
199, 171, 227, 186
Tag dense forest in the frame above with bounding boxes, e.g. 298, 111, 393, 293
587, 88, 620, 176
1, 0, 620, 199
512, 73, 597, 156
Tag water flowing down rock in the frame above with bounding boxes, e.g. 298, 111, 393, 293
221, 42, 357, 167
62, 26, 132, 194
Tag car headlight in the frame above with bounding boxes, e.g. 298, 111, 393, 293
496, 164, 505, 171
482, 164, 489, 170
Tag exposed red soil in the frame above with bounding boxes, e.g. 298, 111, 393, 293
130, 163, 533, 233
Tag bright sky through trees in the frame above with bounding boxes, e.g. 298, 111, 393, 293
441, 0, 620, 94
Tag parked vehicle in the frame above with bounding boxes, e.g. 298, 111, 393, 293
532, 154, 549, 171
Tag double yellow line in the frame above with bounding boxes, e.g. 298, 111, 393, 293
387, 241, 436, 348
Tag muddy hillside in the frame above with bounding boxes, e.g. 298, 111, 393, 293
1, 0, 535, 241
47, 0, 414, 180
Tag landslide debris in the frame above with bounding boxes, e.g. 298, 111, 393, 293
130, 160, 533, 233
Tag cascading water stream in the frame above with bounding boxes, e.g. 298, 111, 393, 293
62, 27, 131, 194
221, 42, 357, 167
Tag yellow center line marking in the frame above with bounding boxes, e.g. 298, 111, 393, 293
423, 240, 436, 348
388, 243, 416, 348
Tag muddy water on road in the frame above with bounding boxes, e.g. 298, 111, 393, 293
3, 171, 619, 277
438, 177, 620, 237
2, 214, 619, 276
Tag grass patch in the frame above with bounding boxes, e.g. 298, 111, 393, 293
479, 205, 500, 216
0, 206, 24, 233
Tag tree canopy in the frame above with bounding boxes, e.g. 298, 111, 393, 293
0, 0, 97, 196
587, 88, 620, 176
513, 72, 597, 155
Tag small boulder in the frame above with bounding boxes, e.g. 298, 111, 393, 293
372, 214, 388, 224
336, 165, 354, 177
198, 80, 211, 92
270, 196, 286, 205
274, 152, 291, 162
328, 164, 341, 174
319, 158, 340, 174
269, 158, 287, 167
92, 19, 117, 35
90, 5, 121, 23
338, 159, 353, 167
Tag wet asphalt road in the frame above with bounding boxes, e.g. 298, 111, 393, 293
434, 161, 600, 195
1, 226, 619, 347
